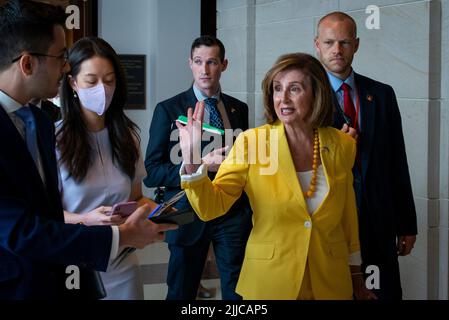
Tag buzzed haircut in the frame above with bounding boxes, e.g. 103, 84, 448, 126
317, 11, 358, 38
0, 0, 66, 71
190, 35, 226, 62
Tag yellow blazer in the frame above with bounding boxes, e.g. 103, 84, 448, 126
181, 120, 360, 300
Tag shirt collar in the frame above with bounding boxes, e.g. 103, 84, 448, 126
0, 90, 23, 113
193, 85, 221, 102
326, 69, 356, 92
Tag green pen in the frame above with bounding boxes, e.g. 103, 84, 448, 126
177, 115, 225, 135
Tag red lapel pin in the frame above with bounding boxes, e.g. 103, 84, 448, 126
366, 94, 373, 102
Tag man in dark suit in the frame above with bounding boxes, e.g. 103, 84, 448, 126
0, 0, 176, 299
315, 11, 418, 300
144, 36, 252, 300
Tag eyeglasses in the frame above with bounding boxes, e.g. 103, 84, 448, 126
11, 49, 69, 67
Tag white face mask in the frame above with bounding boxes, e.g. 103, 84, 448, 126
75, 82, 115, 116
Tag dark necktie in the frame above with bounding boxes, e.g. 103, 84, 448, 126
204, 97, 224, 130
14, 107, 39, 166
341, 83, 357, 130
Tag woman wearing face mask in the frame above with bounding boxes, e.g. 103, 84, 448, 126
56, 37, 145, 300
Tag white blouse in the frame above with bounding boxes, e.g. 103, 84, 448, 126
297, 165, 328, 215
56, 127, 145, 213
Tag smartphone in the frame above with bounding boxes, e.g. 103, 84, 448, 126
108, 201, 138, 217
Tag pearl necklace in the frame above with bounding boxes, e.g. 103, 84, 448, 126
304, 129, 320, 199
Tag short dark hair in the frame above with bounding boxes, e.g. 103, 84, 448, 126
58, 37, 140, 182
0, 0, 66, 71
261, 52, 334, 128
190, 35, 226, 62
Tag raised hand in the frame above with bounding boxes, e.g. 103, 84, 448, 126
175, 101, 205, 174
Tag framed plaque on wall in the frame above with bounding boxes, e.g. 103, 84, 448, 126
118, 54, 147, 110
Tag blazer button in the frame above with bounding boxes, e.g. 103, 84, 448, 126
304, 221, 312, 228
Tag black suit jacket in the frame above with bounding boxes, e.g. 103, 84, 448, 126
40, 99, 61, 123
332, 73, 418, 262
144, 87, 251, 245
0, 104, 111, 299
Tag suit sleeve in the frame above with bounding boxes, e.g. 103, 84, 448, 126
181, 132, 249, 221
143, 103, 182, 188
0, 193, 112, 271
0, 109, 112, 271
387, 86, 418, 236
341, 137, 361, 255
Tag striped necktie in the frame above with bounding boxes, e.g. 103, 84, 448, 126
204, 97, 224, 130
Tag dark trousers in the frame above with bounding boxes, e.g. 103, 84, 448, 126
357, 181, 403, 301
362, 259, 402, 300
166, 217, 250, 300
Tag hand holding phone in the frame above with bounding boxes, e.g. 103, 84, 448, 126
108, 201, 138, 217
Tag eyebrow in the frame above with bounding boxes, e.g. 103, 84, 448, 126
273, 80, 303, 85
324, 38, 351, 42
193, 56, 218, 61
84, 72, 115, 77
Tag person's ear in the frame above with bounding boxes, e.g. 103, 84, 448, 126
314, 36, 321, 53
68, 75, 77, 91
221, 59, 228, 72
19, 55, 34, 76
354, 38, 360, 53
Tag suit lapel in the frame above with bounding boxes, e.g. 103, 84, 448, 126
313, 128, 336, 215
272, 124, 337, 217
355, 73, 375, 180
332, 92, 347, 129
183, 87, 198, 112
31, 106, 54, 187
0, 105, 48, 204
273, 121, 308, 214
220, 93, 240, 130
170, 88, 197, 131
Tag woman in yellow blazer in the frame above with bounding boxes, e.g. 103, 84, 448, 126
176, 53, 375, 300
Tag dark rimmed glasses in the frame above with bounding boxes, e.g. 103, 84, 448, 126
11, 49, 69, 67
